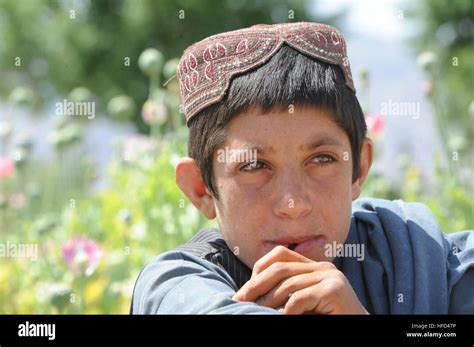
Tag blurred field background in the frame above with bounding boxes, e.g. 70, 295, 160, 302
0, 0, 472, 313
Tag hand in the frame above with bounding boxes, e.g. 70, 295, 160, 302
232, 246, 368, 314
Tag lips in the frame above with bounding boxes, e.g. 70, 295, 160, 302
264, 235, 328, 254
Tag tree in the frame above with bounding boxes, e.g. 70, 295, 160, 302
0, 0, 343, 129
408, 0, 473, 179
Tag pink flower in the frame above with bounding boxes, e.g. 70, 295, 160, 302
62, 236, 103, 277
0, 156, 15, 179
365, 114, 386, 139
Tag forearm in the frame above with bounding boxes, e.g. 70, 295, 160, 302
131, 251, 279, 314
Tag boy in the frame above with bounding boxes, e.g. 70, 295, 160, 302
131, 22, 473, 314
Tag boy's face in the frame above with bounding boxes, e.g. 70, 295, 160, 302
177, 105, 372, 269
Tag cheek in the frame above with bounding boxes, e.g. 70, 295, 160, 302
310, 166, 352, 201
215, 178, 265, 236
214, 179, 269, 267
218, 175, 270, 212
324, 200, 352, 245
310, 170, 353, 234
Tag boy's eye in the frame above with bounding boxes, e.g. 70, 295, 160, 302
239, 160, 267, 172
311, 154, 336, 165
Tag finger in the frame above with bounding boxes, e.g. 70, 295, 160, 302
233, 262, 320, 302
256, 271, 325, 308
282, 282, 333, 315
252, 245, 316, 278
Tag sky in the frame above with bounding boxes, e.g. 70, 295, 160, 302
309, 0, 442, 186
313, 0, 414, 41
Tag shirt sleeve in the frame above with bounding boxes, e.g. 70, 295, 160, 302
131, 250, 279, 314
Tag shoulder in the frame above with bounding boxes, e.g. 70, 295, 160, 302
173, 228, 252, 288
131, 228, 252, 313
350, 198, 453, 270
348, 198, 474, 313
131, 248, 235, 314
351, 197, 445, 242
351, 197, 473, 278
133, 228, 237, 292
173, 228, 228, 258
352, 197, 438, 223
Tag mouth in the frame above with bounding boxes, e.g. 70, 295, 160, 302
264, 234, 328, 254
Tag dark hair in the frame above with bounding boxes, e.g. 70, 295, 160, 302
188, 44, 367, 199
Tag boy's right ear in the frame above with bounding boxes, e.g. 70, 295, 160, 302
175, 157, 216, 219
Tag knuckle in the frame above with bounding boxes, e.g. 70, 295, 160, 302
273, 245, 288, 256
281, 278, 295, 293
242, 282, 257, 298
247, 281, 258, 292
269, 261, 287, 274
253, 245, 289, 273
319, 284, 334, 299
319, 261, 336, 270
332, 271, 347, 286
289, 292, 304, 305
253, 261, 263, 274
325, 276, 345, 296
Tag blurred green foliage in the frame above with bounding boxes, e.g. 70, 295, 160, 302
0, 0, 343, 129
362, 156, 473, 234
0, 131, 215, 313
408, 0, 473, 174
0, 0, 472, 314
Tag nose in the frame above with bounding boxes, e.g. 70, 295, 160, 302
272, 169, 312, 220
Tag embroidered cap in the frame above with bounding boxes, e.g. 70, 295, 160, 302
177, 22, 355, 125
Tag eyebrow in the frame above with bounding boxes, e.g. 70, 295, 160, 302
301, 136, 344, 151
237, 135, 344, 156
